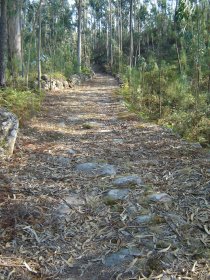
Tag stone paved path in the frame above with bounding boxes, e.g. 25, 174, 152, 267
0, 74, 209, 280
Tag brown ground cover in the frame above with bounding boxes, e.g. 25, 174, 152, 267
0, 74, 209, 279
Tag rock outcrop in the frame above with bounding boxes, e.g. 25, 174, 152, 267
38, 76, 71, 91
36, 71, 95, 91
0, 108, 19, 157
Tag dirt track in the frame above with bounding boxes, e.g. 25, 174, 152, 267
0, 74, 210, 279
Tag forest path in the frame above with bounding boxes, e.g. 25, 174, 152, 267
1, 74, 210, 279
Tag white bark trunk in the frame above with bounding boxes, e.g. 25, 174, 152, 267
77, 0, 82, 73
7, 1, 22, 77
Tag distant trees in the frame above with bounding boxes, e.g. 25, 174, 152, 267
0, 0, 209, 143
0, 0, 209, 108
79, 0, 209, 143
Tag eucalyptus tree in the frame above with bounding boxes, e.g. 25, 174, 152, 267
41, 0, 72, 73
129, 0, 133, 68
7, 0, 22, 78
0, 0, 7, 86
76, 0, 82, 72
37, 0, 42, 90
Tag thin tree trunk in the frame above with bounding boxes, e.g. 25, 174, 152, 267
196, 14, 200, 94
106, 21, 109, 63
0, 0, 7, 87
129, 0, 133, 68
77, 0, 82, 73
159, 68, 162, 118
20, 0, 24, 77
138, 20, 141, 58
175, 39, 182, 75
84, 2, 88, 65
120, 0, 122, 54
26, 0, 43, 88
38, 3, 42, 91
117, 0, 121, 71
109, 0, 113, 68
174, 1, 182, 75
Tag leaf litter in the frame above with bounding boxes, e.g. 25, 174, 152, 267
0, 74, 209, 279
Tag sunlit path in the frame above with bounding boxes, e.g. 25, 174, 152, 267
0, 74, 209, 280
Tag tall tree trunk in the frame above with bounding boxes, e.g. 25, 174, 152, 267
38, 3, 42, 91
0, 0, 7, 87
77, 0, 82, 73
174, 0, 182, 75
83, 6, 88, 66
119, 0, 122, 54
175, 39, 182, 75
7, 0, 22, 79
129, 0, 133, 68
26, 0, 43, 88
138, 20, 141, 58
118, 0, 122, 71
109, 0, 113, 68
106, 21, 109, 63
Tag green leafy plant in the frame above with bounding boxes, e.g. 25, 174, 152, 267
119, 62, 210, 145
0, 88, 44, 125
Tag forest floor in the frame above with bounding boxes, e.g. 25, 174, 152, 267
0, 74, 210, 280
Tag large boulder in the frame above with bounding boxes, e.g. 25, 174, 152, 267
0, 108, 19, 157
55, 80, 64, 90
49, 79, 57, 91
38, 72, 94, 91
112, 175, 144, 188
69, 74, 81, 86
63, 80, 70, 88
41, 81, 49, 90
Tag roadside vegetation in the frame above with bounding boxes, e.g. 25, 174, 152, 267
119, 64, 209, 146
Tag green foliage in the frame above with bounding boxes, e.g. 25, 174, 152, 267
0, 88, 44, 125
120, 63, 210, 144
81, 66, 92, 76
49, 72, 66, 80
64, 62, 75, 77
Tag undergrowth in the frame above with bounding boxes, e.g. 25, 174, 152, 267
0, 87, 44, 125
119, 66, 210, 146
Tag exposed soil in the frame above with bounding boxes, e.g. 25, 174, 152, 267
0, 74, 210, 280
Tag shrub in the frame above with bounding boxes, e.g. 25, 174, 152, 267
0, 88, 44, 125
119, 63, 210, 144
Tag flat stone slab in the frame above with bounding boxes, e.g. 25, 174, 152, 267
59, 194, 85, 215
104, 247, 142, 267
67, 149, 76, 155
112, 139, 124, 144
113, 175, 143, 187
76, 162, 116, 176
148, 193, 172, 203
53, 156, 71, 167
104, 189, 129, 204
136, 215, 153, 224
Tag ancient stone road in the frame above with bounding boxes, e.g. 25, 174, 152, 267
1, 74, 209, 279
